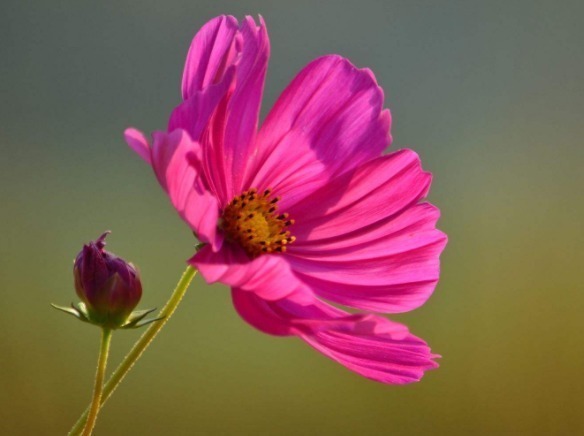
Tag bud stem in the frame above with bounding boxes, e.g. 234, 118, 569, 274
69, 265, 197, 436
81, 327, 112, 436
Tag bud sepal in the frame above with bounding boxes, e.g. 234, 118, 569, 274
119, 307, 164, 329
51, 302, 162, 329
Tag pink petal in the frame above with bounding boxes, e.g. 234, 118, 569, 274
170, 14, 241, 204
168, 65, 235, 144
288, 233, 446, 313
246, 55, 391, 210
277, 150, 445, 313
169, 62, 236, 204
125, 129, 222, 250
232, 290, 439, 384
181, 15, 239, 99
168, 16, 240, 197
287, 203, 446, 313
190, 244, 311, 301
292, 202, 442, 251
124, 128, 151, 164
301, 327, 439, 385
287, 149, 431, 240
221, 16, 270, 198
200, 16, 270, 204
174, 16, 270, 206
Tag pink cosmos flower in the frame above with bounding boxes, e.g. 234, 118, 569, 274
125, 15, 447, 384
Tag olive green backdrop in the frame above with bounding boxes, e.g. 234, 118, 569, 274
1, 1, 583, 434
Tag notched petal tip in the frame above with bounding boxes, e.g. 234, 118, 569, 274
181, 14, 240, 100
120, 308, 164, 329
307, 322, 440, 384
233, 290, 440, 384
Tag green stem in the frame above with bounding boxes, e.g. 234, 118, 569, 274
81, 327, 112, 436
69, 265, 197, 436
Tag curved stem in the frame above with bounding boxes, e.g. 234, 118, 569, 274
69, 265, 197, 436
82, 328, 112, 436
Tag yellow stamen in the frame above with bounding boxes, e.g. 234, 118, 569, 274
221, 188, 295, 258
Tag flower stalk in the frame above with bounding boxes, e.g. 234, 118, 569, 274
69, 265, 197, 436
81, 328, 112, 436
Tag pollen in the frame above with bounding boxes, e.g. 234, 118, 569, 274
220, 188, 296, 258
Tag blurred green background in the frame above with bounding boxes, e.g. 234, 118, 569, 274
1, 1, 583, 434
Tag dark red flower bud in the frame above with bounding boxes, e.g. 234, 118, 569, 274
73, 231, 142, 328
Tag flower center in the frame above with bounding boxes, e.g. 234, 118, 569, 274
220, 188, 295, 258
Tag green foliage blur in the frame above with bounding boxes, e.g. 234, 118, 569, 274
1, 1, 582, 434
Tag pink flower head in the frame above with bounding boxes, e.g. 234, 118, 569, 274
125, 15, 447, 384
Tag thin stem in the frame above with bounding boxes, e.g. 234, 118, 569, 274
69, 265, 197, 436
81, 328, 112, 436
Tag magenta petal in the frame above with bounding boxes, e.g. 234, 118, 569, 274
124, 128, 220, 247
124, 128, 151, 164
176, 16, 270, 205
221, 16, 270, 197
190, 244, 311, 301
301, 326, 439, 385
277, 150, 444, 313
171, 14, 240, 204
287, 203, 446, 313
232, 287, 294, 336
168, 65, 235, 144
181, 15, 239, 99
146, 129, 221, 250
232, 289, 439, 384
289, 237, 445, 313
288, 149, 432, 240
247, 55, 391, 209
